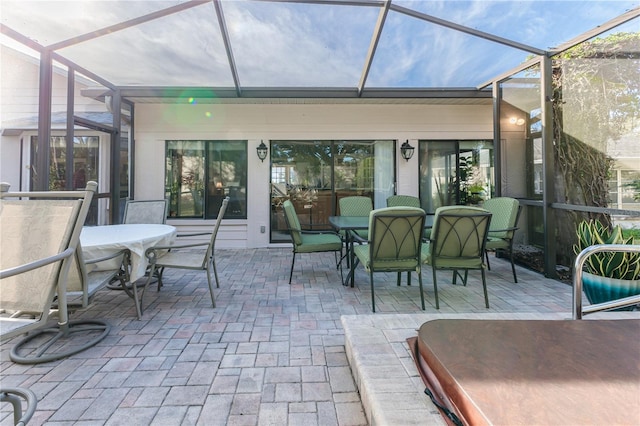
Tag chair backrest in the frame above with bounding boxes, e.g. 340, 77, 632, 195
1, 182, 99, 307
367, 207, 426, 270
339, 196, 373, 217
123, 199, 168, 224
386, 195, 421, 208
430, 206, 492, 263
282, 200, 303, 246
482, 197, 520, 239
205, 197, 229, 260
0, 197, 81, 335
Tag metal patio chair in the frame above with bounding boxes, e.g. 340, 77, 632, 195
0, 387, 37, 426
386, 195, 421, 208
423, 206, 492, 309
353, 206, 427, 312
123, 199, 168, 224
338, 196, 373, 239
483, 197, 521, 283
0, 182, 111, 364
282, 200, 343, 284
144, 197, 229, 313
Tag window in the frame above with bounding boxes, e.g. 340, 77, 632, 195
166, 140, 247, 219
30, 135, 100, 224
30, 135, 99, 191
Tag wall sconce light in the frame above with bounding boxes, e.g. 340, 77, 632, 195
257, 140, 268, 162
400, 140, 415, 162
509, 117, 525, 126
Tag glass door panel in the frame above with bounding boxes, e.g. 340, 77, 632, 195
419, 140, 494, 213
271, 141, 333, 237
270, 140, 394, 242
166, 141, 205, 218
419, 141, 458, 213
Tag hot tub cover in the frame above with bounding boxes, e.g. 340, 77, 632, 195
409, 319, 640, 426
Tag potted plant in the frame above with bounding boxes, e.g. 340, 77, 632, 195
573, 219, 640, 308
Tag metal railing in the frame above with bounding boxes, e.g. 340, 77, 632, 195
573, 244, 640, 319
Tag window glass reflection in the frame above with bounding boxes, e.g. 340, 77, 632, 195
166, 140, 247, 219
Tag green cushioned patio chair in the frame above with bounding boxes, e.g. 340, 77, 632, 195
423, 206, 492, 309
483, 197, 521, 283
338, 196, 373, 239
386, 195, 421, 208
282, 200, 343, 284
353, 207, 426, 312
386, 195, 430, 242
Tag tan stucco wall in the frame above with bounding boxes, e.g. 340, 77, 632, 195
134, 102, 493, 248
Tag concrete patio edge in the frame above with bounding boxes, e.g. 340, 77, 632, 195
341, 311, 640, 426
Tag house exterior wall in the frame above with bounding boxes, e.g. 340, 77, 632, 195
1, 46, 106, 187
1, 47, 494, 250
134, 103, 493, 248
1, 46, 104, 123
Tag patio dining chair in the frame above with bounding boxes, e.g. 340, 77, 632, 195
483, 197, 521, 283
423, 206, 492, 309
108, 198, 167, 291
0, 182, 111, 364
282, 200, 343, 284
143, 197, 229, 314
353, 207, 427, 312
123, 199, 168, 224
386, 195, 421, 208
386, 195, 430, 242
0, 386, 37, 426
339, 196, 373, 239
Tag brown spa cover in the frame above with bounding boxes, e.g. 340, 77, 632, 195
409, 319, 640, 426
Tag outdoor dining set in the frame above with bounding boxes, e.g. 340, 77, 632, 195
0, 182, 230, 422
0, 182, 520, 423
1, 181, 520, 357
282, 194, 521, 312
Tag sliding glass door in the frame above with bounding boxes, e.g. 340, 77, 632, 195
270, 140, 394, 242
419, 140, 493, 213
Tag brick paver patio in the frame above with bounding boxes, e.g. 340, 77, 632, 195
1, 247, 582, 425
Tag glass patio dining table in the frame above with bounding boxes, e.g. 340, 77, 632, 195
329, 215, 434, 287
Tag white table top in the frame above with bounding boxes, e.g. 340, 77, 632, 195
81, 224, 176, 248
81, 224, 176, 283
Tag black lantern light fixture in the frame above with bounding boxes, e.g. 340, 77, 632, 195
400, 140, 415, 162
257, 140, 268, 162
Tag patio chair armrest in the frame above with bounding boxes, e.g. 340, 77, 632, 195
490, 226, 518, 233
351, 233, 368, 244
0, 247, 74, 279
299, 230, 340, 237
145, 242, 210, 261
176, 232, 212, 238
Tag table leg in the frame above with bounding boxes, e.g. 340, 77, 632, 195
349, 232, 356, 287
341, 230, 358, 287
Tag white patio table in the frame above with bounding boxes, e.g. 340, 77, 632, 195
80, 224, 177, 283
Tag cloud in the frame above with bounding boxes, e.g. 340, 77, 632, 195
2, 0, 637, 88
